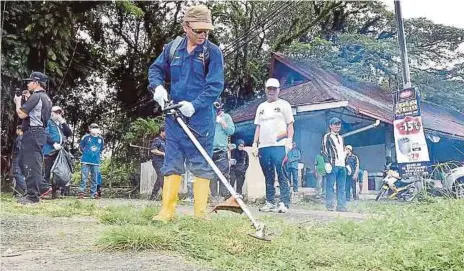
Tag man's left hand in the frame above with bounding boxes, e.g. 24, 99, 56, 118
13, 95, 22, 104
57, 115, 66, 124
285, 141, 293, 153
216, 114, 224, 123
178, 101, 195, 117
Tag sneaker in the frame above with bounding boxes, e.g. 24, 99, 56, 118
336, 207, 348, 212
90, 194, 100, 200
77, 192, 85, 199
277, 202, 289, 213
17, 197, 39, 205
259, 202, 277, 212
39, 187, 52, 199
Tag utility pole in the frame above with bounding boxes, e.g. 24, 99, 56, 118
394, 0, 412, 88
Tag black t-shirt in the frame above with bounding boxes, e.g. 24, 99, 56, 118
20, 90, 52, 129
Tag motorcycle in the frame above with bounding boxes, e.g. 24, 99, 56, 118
376, 170, 419, 202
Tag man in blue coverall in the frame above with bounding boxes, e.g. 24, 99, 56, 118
148, 5, 224, 221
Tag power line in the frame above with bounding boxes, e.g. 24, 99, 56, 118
221, 1, 288, 54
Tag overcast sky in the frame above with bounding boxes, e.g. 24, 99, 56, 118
382, 0, 464, 29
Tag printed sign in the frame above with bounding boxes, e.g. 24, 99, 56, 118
393, 87, 430, 177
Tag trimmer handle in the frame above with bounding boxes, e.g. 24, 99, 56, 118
163, 102, 183, 112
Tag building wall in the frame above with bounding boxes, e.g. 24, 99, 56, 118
352, 144, 386, 173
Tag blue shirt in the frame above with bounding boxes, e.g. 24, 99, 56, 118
287, 148, 301, 169
43, 120, 72, 156
150, 136, 166, 166
79, 134, 104, 165
213, 113, 235, 150
148, 37, 224, 112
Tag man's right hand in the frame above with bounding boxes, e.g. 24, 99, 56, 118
150, 85, 168, 110
53, 143, 62, 151
252, 142, 259, 157
325, 163, 333, 174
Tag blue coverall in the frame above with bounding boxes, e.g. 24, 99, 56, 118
148, 37, 224, 179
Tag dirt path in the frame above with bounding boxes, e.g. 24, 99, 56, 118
0, 213, 208, 271
0, 198, 371, 271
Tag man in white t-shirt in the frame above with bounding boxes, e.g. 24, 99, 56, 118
252, 78, 294, 213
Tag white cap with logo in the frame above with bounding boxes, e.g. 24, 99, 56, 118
265, 78, 280, 88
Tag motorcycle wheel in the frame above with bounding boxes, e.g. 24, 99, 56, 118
402, 188, 416, 202
376, 187, 388, 201
452, 179, 464, 199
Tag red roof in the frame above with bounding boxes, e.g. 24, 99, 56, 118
231, 53, 464, 139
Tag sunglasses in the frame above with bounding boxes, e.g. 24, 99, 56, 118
187, 23, 209, 35
266, 87, 279, 91
332, 122, 342, 126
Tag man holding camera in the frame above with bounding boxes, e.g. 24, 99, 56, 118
13, 72, 52, 204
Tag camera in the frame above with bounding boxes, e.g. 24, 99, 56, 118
15, 88, 31, 105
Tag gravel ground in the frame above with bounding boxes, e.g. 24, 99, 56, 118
0, 197, 371, 271
0, 213, 209, 271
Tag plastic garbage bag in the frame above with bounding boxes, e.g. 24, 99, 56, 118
51, 149, 74, 187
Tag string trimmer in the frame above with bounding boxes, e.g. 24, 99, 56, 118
163, 102, 270, 241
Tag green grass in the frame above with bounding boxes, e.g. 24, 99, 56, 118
97, 199, 464, 271
0, 196, 102, 217
2, 193, 463, 271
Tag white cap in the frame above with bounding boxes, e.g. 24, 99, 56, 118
52, 106, 63, 112
265, 78, 280, 88
346, 145, 353, 151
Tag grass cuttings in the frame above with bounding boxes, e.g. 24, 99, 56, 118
98, 200, 464, 271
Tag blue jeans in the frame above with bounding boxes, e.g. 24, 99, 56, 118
258, 146, 290, 207
80, 164, 99, 197
326, 166, 347, 210
288, 167, 299, 192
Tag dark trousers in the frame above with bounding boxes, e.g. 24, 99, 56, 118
19, 128, 47, 202
151, 161, 164, 198
345, 175, 358, 201
210, 150, 230, 197
12, 157, 26, 193
43, 152, 58, 192
258, 146, 290, 207
230, 167, 246, 194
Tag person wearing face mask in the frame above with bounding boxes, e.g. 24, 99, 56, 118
78, 123, 104, 199
42, 106, 72, 199
252, 78, 294, 213
148, 5, 224, 222
230, 139, 249, 195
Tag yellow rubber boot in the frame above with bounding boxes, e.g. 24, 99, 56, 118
193, 177, 211, 219
152, 175, 182, 222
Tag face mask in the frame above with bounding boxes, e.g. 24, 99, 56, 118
51, 112, 59, 121
90, 128, 100, 135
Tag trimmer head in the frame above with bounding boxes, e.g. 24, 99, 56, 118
248, 223, 271, 242
211, 196, 243, 214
